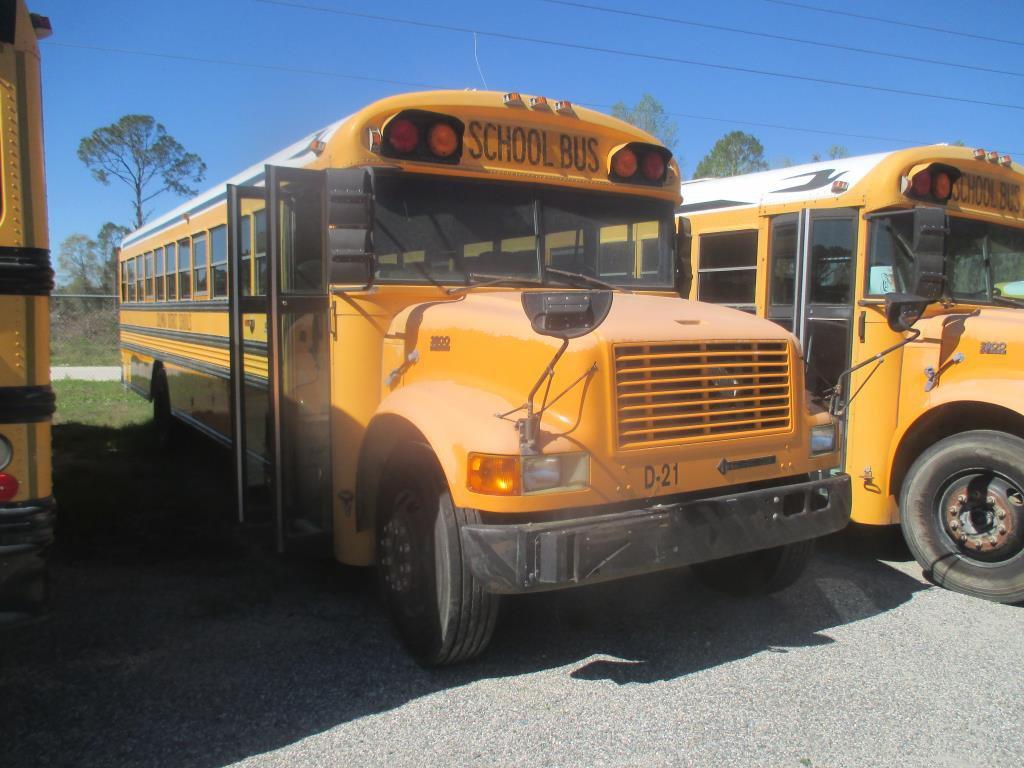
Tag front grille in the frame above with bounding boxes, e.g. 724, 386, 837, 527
613, 341, 793, 449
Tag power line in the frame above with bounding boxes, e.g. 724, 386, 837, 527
760, 0, 1024, 48
43, 40, 1023, 155
541, 0, 1024, 78
253, 0, 1024, 112
45, 41, 442, 90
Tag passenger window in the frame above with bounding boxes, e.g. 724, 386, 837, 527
193, 233, 208, 296
127, 258, 136, 302
210, 225, 228, 298
178, 238, 192, 299
769, 217, 798, 308
155, 247, 165, 301
165, 243, 177, 301
697, 230, 757, 309
144, 252, 153, 300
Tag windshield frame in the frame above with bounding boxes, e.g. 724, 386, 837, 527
369, 171, 677, 290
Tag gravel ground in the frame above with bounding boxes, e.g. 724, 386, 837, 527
2, 523, 1021, 768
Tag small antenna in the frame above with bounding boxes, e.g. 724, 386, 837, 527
473, 32, 489, 89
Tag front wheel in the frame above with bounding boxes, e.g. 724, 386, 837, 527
377, 447, 499, 666
900, 430, 1024, 604
692, 539, 816, 596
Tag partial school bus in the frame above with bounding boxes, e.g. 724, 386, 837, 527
118, 90, 850, 663
681, 145, 1024, 603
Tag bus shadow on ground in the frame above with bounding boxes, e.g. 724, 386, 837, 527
0, 422, 928, 768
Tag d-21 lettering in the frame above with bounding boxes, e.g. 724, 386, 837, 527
466, 120, 600, 172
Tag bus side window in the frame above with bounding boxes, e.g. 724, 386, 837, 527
155, 246, 165, 301
128, 258, 136, 302
696, 230, 757, 311
165, 243, 177, 301
210, 225, 228, 298
143, 251, 153, 300
193, 232, 208, 296
178, 238, 192, 299
239, 215, 252, 296
768, 214, 799, 333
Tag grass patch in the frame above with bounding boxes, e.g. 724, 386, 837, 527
51, 335, 119, 366
53, 380, 151, 428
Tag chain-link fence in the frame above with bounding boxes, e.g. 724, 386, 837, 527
50, 294, 119, 366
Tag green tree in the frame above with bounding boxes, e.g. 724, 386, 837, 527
56, 233, 103, 294
611, 94, 678, 149
56, 221, 130, 294
811, 145, 850, 163
693, 131, 768, 178
77, 115, 206, 229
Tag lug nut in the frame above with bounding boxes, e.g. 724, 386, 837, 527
950, 520, 960, 530
957, 495, 966, 503
999, 525, 1007, 535
997, 510, 1007, 519
960, 533, 968, 542
987, 496, 995, 505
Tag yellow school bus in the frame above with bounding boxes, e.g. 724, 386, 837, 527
0, 0, 54, 619
118, 89, 849, 663
680, 145, 1024, 603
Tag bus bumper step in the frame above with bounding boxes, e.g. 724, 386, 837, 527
460, 475, 851, 594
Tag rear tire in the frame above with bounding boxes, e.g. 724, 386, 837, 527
377, 446, 499, 666
900, 430, 1024, 604
693, 539, 816, 596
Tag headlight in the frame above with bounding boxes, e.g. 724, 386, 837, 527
0, 434, 11, 471
468, 452, 590, 496
522, 453, 590, 494
810, 424, 837, 456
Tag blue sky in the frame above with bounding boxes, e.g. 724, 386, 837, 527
36, 0, 1024, 281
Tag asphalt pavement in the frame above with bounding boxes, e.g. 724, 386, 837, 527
2, 523, 1021, 768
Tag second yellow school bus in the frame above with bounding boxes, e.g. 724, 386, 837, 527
680, 145, 1024, 603
118, 90, 849, 663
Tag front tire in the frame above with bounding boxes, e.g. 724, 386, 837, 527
377, 447, 498, 666
900, 430, 1024, 604
693, 539, 816, 596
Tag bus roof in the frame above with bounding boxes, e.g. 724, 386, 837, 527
678, 150, 901, 215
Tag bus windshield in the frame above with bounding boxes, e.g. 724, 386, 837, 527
946, 217, 1024, 302
869, 213, 1024, 302
373, 174, 675, 288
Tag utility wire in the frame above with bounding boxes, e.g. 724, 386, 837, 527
45, 40, 441, 90
760, 0, 1024, 48
541, 0, 1024, 79
42, 40, 1023, 155
253, 0, 1024, 112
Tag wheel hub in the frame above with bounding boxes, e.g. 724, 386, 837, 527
942, 476, 1020, 558
380, 494, 418, 594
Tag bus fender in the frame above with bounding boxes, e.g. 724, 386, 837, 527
887, 380, 1024, 500
358, 382, 524, 529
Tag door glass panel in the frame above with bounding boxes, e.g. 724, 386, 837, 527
280, 185, 325, 293
254, 210, 267, 296
808, 218, 854, 305
769, 216, 798, 307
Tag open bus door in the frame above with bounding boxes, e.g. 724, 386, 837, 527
227, 166, 333, 553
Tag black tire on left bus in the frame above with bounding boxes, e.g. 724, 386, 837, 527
692, 539, 816, 596
376, 445, 499, 666
900, 430, 1024, 604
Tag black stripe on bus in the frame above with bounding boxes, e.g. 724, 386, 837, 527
120, 323, 268, 354
120, 300, 231, 312
0, 385, 56, 423
0, 247, 54, 296
120, 341, 268, 388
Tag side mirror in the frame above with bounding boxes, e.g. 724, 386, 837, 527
676, 217, 693, 298
521, 291, 613, 339
884, 293, 929, 332
910, 207, 947, 301
325, 168, 375, 287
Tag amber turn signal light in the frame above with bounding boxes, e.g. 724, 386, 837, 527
467, 454, 521, 496
428, 122, 459, 157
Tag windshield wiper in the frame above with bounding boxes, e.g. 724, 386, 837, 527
992, 292, 1024, 308
446, 272, 545, 295
545, 267, 629, 293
